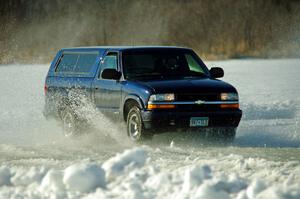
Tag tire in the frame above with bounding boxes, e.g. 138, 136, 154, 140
60, 107, 78, 137
126, 106, 153, 142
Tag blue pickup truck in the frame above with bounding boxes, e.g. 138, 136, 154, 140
44, 46, 242, 141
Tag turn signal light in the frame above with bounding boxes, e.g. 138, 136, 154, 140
147, 104, 175, 109
220, 104, 239, 109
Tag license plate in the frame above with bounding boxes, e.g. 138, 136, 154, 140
190, 117, 209, 127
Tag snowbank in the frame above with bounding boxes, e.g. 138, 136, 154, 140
0, 167, 10, 186
0, 147, 300, 198
40, 169, 64, 192
195, 183, 230, 199
102, 147, 147, 179
11, 167, 47, 186
63, 163, 106, 192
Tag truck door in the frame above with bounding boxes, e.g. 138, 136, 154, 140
92, 52, 122, 115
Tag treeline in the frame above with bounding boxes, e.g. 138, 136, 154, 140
0, 0, 300, 63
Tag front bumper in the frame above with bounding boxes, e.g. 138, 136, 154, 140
141, 109, 242, 130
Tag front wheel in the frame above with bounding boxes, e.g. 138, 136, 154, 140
127, 106, 153, 142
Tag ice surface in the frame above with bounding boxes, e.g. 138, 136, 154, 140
0, 60, 299, 198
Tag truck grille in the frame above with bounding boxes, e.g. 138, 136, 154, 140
176, 104, 222, 111
176, 93, 220, 102
176, 93, 221, 111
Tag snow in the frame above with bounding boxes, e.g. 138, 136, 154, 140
195, 183, 230, 199
0, 59, 299, 198
102, 147, 147, 179
40, 169, 64, 192
182, 165, 212, 192
63, 163, 106, 192
246, 179, 267, 199
0, 148, 300, 198
10, 167, 47, 186
0, 167, 10, 186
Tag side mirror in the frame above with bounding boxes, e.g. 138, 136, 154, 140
209, 67, 224, 78
101, 69, 122, 80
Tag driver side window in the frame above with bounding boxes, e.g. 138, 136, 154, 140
99, 52, 118, 78
101, 52, 118, 69
185, 54, 204, 73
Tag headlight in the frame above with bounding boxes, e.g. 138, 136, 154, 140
221, 93, 239, 101
149, 93, 175, 102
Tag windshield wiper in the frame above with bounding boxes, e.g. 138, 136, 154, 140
183, 71, 208, 78
127, 73, 164, 80
127, 72, 208, 80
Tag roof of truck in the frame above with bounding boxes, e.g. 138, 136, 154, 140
61, 46, 191, 51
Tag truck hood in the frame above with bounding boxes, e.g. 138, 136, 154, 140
137, 78, 237, 94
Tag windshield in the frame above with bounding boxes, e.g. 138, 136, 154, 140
122, 49, 209, 80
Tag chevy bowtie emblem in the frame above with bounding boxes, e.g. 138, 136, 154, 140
195, 100, 205, 105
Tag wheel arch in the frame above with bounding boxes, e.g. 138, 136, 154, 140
123, 95, 144, 122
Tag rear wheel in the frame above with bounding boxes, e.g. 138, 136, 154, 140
127, 106, 153, 142
60, 107, 78, 137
